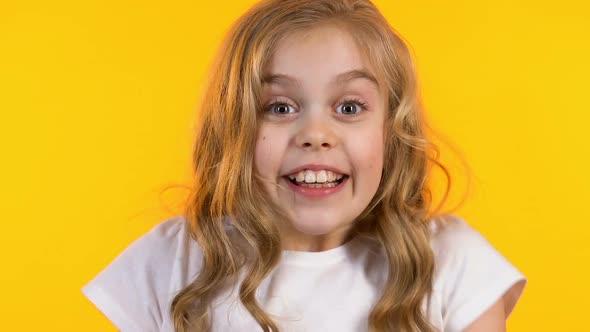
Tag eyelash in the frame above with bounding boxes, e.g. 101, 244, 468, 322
266, 97, 369, 115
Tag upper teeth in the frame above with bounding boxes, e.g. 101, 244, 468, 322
288, 170, 344, 183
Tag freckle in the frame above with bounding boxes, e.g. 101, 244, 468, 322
263, 136, 266, 140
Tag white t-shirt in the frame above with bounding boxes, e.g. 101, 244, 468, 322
82, 214, 526, 332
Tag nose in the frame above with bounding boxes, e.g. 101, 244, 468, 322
294, 111, 338, 150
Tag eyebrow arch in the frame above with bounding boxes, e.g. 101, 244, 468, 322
261, 69, 379, 88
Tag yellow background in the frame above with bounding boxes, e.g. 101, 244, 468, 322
1, 0, 588, 330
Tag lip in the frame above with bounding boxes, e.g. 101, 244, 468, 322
283, 175, 348, 198
283, 164, 348, 176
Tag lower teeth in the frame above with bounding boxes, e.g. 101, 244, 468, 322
297, 182, 338, 188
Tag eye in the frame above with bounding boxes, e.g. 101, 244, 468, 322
336, 98, 369, 115
266, 99, 296, 115
271, 103, 294, 114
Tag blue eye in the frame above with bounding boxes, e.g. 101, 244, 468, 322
265, 98, 369, 116
336, 98, 369, 115
269, 102, 295, 115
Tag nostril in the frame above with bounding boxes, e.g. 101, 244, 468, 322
300, 142, 331, 148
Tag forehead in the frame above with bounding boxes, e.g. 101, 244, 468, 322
262, 25, 379, 90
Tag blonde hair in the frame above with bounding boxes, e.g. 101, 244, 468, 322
171, 0, 462, 331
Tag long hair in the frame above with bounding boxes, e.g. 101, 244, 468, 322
171, 0, 461, 331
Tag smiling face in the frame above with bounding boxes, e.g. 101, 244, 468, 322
254, 25, 386, 251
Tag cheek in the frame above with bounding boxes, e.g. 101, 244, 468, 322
351, 127, 385, 175
254, 138, 269, 176
254, 125, 284, 179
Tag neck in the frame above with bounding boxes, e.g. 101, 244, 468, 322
279, 224, 358, 252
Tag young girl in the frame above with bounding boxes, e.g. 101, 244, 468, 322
82, 0, 526, 331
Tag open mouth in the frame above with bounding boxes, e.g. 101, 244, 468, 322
284, 175, 348, 188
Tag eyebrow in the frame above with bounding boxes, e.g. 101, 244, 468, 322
261, 69, 379, 88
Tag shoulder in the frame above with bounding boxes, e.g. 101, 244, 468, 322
429, 214, 492, 262
428, 214, 527, 331
82, 216, 202, 331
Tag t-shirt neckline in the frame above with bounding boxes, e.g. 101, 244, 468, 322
279, 236, 362, 266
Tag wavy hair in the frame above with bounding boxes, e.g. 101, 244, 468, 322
171, 0, 465, 331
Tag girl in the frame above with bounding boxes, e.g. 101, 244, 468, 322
82, 0, 526, 331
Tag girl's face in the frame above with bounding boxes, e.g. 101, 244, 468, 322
254, 25, 386, 251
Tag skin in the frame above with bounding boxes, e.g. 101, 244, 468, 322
465, 298, 506, 331
254, 25, 386, 252
253, 24, 509, 330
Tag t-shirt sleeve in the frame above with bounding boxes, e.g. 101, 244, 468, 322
431, 215, 527, 332
81, 216, 186, 332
